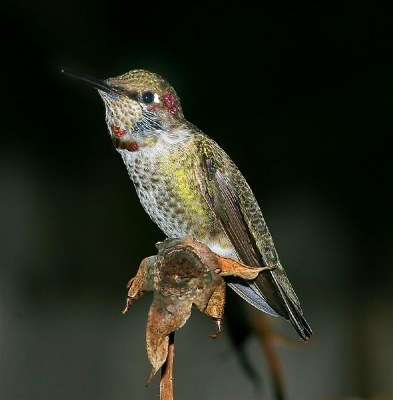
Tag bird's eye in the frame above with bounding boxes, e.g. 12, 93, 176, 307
142, 91, 154, 104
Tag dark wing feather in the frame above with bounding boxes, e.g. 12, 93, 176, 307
199, 155, 312, 341
203, 157, 263, 268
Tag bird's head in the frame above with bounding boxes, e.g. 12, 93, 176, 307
62, 68, 186, 152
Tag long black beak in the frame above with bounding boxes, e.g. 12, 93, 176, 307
60, 67, 118, 94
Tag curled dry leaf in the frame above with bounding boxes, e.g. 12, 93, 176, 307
123, 236, 263, 383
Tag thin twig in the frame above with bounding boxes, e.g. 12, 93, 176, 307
160, 332, 175, 400
260, 335, 285, 400
250, 309, 285, 400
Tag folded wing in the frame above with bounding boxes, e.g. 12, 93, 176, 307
197, 154, 312, 341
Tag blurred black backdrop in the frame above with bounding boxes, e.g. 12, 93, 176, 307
1, 1, 392, 399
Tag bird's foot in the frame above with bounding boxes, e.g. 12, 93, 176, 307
259, 265, 276, 272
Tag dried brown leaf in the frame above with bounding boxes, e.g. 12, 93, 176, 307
123, 236, 274, 384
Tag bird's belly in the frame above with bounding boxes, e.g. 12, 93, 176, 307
140, 187, 238, 261
134, 180, 218, 240
121, 147, 236, 258
132, 172, 231, 255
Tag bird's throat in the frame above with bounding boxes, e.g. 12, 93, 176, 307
112, 134, 158, 153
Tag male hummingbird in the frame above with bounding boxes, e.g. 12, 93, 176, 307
62, 68, 312, 341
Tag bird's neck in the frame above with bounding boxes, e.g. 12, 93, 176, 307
113, 122, 194, 165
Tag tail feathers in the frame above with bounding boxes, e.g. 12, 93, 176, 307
270, 273, 312, 341
234, 273, 312, 341
227, 280, 280, 317
228, 271, 312, 341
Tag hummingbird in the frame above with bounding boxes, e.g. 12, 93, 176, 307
62, 68, 312, 341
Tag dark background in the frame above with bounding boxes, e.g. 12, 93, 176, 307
1, 1, 392, 399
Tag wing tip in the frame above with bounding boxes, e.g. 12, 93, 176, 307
281, 291, 313, 341
268, 272, 313, 341
288, 310, 313, 341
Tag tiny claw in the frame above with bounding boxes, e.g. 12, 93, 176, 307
214, 268, 222, 274
155, 240, 164, 249
260, 266, 276, 272
208, 318, 222, 339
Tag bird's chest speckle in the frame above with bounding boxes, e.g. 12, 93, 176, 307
118, 145, 218, 240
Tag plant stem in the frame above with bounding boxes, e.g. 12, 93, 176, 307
160, 331, 175, 400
